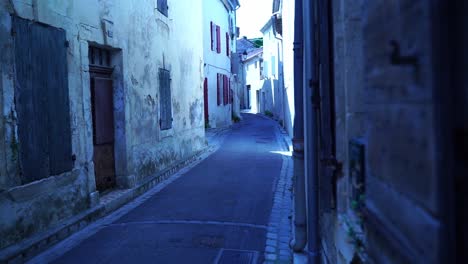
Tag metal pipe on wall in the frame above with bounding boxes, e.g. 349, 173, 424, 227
290, 0, 307, 253
303, 0, 320, 262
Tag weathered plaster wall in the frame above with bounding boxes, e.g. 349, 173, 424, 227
244, 58, 263, 113
281, 0, 295, 137
0, 0, 205, 250
261, 20, 284, 121
203, 0, 233, 128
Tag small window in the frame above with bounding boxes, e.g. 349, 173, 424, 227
157, 0, 168, 17
159, 68, 172, 130
211, 22, 216, 51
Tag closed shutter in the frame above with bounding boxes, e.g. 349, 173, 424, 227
210, 21, 214, 51
224, 75, 228, 105
220, 74, 224, 105
216, 25, 221, 53
226, 32, 230, 56
159, 68, 172, 130
13, 16, 72, 183
204, 78, 209, 122
217, 74, 220, 105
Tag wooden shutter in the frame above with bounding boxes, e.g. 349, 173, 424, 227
210, 21, 214, 51
226, 32, 230, 56
159, 69, 172, 130
216, 25, 221, 53
217, 74, 221, 105
204, 78, 209, 122
14, 16, 72, 183
224, 75, 228, 105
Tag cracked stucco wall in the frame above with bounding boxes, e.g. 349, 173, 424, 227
0, 0, 205, 250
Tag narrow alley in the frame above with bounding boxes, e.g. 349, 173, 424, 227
1, 0, 467, 263
30, 114, 293, 264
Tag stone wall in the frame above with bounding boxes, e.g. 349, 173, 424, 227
330, 0, 444, 263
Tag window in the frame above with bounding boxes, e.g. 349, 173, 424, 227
210, 22, 222, 53
13, 17, 73, 183
217, 74, 231, 105
157, 0, 168, 16
159, 68, 172, 130
211, 22, 216, 51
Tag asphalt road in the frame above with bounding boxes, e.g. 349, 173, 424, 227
48, 114, 284, 264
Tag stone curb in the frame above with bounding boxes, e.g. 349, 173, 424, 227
0, 145, 216, 264
262, 120, 294, 264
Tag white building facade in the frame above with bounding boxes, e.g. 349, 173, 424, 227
0, 0, 206, 260
260, 16, 285, 124
242, 49, 264, 113
203, 0, 240, 128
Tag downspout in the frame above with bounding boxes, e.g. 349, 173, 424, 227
290, 0, 307, 252
304, 0, 320, 262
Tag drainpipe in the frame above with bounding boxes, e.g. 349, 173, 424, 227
290, 0, 307, 252
303, 0, 320, 262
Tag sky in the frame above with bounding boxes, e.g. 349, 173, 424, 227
236, 0, 273, 39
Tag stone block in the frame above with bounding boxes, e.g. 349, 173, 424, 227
367, 104, 438, 212
366, 176, 441, 262
89, 191, 100, 207
265, 246, 276, 253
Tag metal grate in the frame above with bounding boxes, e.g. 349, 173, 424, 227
215, 249, 258, 264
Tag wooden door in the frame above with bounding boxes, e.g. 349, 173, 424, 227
91, 76, 116, 191
204, 78, 209, 125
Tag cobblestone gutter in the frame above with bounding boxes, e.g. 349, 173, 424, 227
264, 123, 295, 264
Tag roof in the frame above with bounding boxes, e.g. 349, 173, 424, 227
236, 37, 256, 54
242, 48, 263, 62
260, 17, 274, 33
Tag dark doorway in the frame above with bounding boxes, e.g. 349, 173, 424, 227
247, 85, 251, 109
89, 46, 116, 192
204, 78, 209, 126
256, 90, 261, 113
